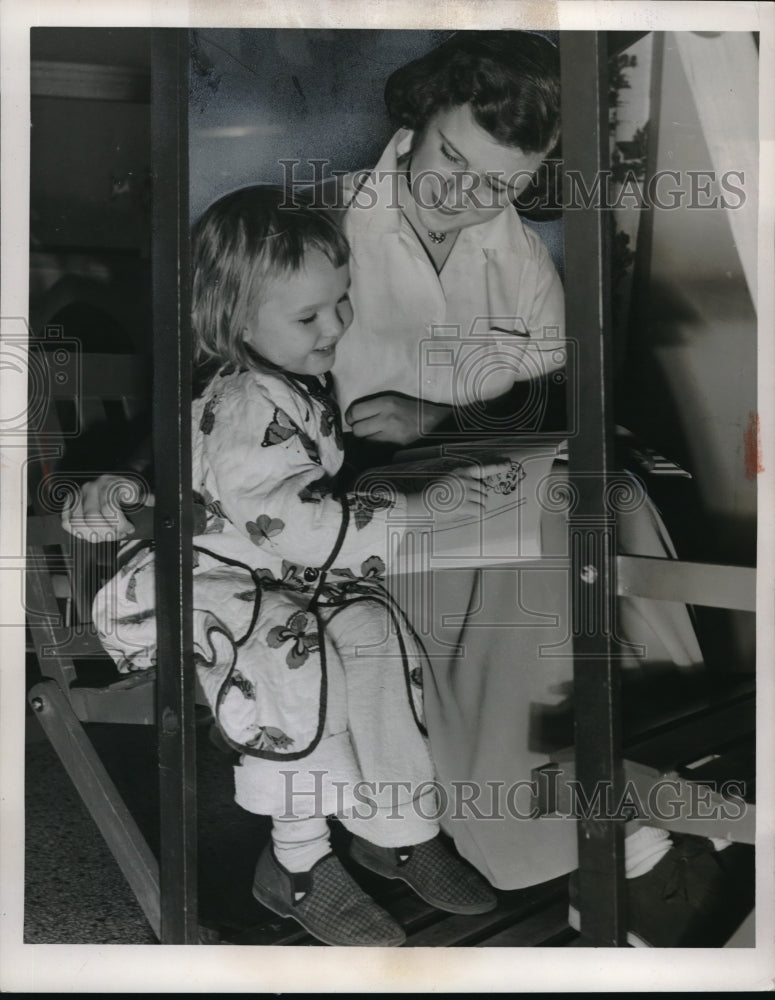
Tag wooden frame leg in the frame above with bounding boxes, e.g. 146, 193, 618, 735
27, 679, 161, 939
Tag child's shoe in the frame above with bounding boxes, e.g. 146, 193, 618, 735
349, 834, 498, 915
252, 843, 406, 947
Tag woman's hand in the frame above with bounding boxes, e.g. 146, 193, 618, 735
346, 392, 451, 446
405, 460, 514, 527
61, 474, 155, 542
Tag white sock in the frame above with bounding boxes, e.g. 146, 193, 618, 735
625, 825, 672, 878
271, 816, 331, 873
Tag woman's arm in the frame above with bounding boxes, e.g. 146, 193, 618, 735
61, 361, 220, 540
345, 373, 565, 446
345, 392, 451, 446
61, 435, 155, 541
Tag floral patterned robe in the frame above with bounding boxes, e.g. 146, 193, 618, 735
93, 363, 424, 759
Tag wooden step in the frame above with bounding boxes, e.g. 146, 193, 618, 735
404, 876, 568, 947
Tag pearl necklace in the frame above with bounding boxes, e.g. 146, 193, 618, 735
427, 229, 447, 245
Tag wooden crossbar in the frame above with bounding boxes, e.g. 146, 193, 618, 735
617, 556, 756, 612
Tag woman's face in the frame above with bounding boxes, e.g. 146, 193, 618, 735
408, 103, 549, 234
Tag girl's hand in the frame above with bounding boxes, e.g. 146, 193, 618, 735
61, 474, 155, 542
405, 461, 514, 526
346, 392, 450, 445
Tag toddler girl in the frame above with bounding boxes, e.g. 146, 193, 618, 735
93, 185, 506, 946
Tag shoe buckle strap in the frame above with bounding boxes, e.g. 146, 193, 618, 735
290, 869, 313, 905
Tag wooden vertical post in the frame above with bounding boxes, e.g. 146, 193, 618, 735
150, 28, 198, 944
560, 31, 627, 946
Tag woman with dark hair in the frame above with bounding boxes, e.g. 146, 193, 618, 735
331, 31, 565, 436
326, 31, 718, 946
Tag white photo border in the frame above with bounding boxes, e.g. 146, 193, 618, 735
2, 0, 773, 992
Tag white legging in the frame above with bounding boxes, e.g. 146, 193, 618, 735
233, 598, 441, 848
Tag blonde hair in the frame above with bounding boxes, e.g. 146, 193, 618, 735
191, 185, 350, 369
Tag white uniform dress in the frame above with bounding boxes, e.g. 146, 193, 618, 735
332, 129, 566, 418
328, 130, 704, 889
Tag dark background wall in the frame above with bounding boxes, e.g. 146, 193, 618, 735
188, 29, 451, 221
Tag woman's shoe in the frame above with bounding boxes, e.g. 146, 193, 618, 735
252, 844, 406, 947
567, 834, 755, 947
349, 834, 498, 915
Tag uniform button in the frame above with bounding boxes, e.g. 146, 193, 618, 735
304, 567, 320, 582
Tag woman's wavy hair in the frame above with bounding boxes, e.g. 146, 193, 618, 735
385, 31, 560, 155
191, 185, 350, 371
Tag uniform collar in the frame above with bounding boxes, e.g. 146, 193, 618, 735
347, 128, 531, 252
